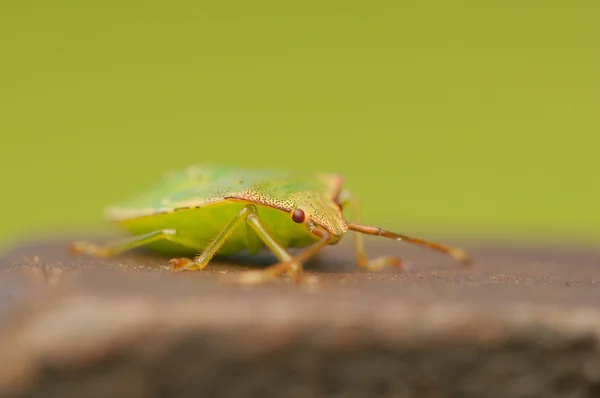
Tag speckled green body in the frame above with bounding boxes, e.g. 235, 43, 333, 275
106, 165, 347, 256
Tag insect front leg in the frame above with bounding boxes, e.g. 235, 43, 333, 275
70, 229, 198, 258
337, 189, 404, 271
221, 225, 332, 285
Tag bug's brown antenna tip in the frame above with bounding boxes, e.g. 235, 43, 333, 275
450, 248, 472, 266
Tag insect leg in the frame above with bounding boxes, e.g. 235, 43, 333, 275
70, 229, 198, 257
338, 190, 471, 267
171, 203, 330, 283
336, 189, 404, 271
222, 225, 332, 285
170, 204, 256, 270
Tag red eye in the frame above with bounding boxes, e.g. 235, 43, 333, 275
292, 208, 305, 223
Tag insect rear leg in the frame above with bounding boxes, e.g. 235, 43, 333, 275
337, 189, 404, 271
70, 229, 198, 258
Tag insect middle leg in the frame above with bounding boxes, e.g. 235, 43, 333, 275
70, 229, 199, 257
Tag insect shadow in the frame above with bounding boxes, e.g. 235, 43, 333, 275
128, 246, 351, 274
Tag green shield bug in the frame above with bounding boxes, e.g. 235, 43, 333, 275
71, 164, 470, 284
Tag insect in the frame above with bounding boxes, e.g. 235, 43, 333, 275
70, 164, 470, 284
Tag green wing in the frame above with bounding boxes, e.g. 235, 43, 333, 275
106, 164, 342, 220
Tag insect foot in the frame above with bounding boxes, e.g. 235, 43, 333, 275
217, 258, 315, 285
219, 270, 319, 286
69, 241, 110, 258
169, 257, 195, 271
219, 270, 271, 285
451, 248, 472, 266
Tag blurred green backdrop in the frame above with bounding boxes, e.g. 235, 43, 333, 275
1, 1, 598, 251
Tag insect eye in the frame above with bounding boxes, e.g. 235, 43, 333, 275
291, 208, 305, 223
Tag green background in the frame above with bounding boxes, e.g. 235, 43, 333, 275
1, 1, 598, 251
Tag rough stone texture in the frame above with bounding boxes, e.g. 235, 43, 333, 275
0, 236, 599, 398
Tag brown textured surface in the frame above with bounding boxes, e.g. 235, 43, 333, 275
0, 236, 599, 397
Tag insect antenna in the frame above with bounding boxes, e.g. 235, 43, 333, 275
347, 223, 471, 265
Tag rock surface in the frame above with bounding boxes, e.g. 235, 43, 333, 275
0, 237, 599, 397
